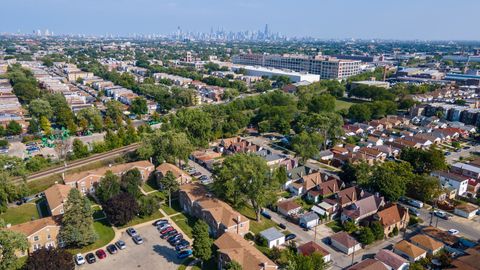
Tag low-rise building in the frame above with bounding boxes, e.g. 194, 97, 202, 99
260, 227, 285, 248
298, 211, 319, 229
374, 204, 409, 237
347, 258, 388, 270
431, 170, 471, 197
277, 200, 302, 217
7, 216, 63, 256
451, 162, 480, 179
374, 249, 409, 270
297, 241, 331, 263
179, 183, 249, 237
341, 194, 385, 223
44, 184, 72, 216
330, 231, 362, 255
393, 240, 427, 262
409, 234, 444, 255
155, 162, 192, 186
454, 203, 479, 219
214, 232, 278, 270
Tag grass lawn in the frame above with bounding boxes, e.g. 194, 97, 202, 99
118, 210, 165, 229
237, 205, 280, 235
160, 199, 182, 216
92, 205, 106, 220
27, 174, 63, 195
294, 198, 314, 211
325, 220, 343, 233
68, 219, 115, 254
0, 203, 39, 225
171, 212, 198, 238
335, 97, 366, 111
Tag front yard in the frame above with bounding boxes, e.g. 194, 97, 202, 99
171, 213, 197, 239
0, 203, 39, 225
68, 219, 115, 254
237, 205, 280, 234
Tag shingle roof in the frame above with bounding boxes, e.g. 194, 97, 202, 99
347, 258, 388, 270
376, 204, 408, 228
44, 183, 72, 212
277, 200, 301, 212
297, 241, 330, 257
455, 203, 478, 213
330, 231, 359, 248
156, 162, 186, 178
64, 160, 154, 183
410, 234, 444, 251
260, 227, 284, 242
7, 216, 61, 237
375, 249, 408, 269
214, 232, 277, 270
394, 240, 426, 259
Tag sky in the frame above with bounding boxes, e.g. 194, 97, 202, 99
1, 0, 479, 40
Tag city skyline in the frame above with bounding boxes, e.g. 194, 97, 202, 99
1, 0, 480, 41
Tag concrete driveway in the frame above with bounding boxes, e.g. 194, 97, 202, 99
77, 224, 184, 270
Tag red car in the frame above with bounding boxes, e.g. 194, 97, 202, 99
95, 249, 107, 259
161, 227, 174, 235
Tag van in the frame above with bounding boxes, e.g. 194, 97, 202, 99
408, 199, 424, 208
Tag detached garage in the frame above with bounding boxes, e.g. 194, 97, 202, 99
454, 203, 478, 219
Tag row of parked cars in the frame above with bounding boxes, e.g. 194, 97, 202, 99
153, 219, 192, 259
182, 164, 211, 184
74, 226, 146, 266
74, 240, 127, 265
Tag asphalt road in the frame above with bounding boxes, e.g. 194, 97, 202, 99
77, 224, 183, 270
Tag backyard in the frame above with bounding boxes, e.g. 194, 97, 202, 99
0, 203, 39, 225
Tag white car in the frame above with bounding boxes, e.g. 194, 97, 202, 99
74, 253, 86, 265
448, 229, 459, 235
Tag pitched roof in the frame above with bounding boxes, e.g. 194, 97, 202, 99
44, 183, 72, 212
455, 203, 478, 213
394, 240, 426, 258
342, 195, 384, 220
156, 162, 187, 179
297, 241, 330, 257
375, 249, 408, 269
214, 232, 277, 270
277, 200, 301, 212
327, 186, 364, 206
432, 170, 471, 182
7, 216, 62, 237
347, 258, 388, 270
330, 231, 359, 248
421, 226, 459, 246
64, 160, 154, 184
376, 204, 408, 228
300, 211, 319, 222
260, 227, 284, 241
410, 234, 444, 251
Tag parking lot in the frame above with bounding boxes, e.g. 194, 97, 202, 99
77, 224, 183, 270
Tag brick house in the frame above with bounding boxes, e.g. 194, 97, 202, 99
44, 183, 72, 216
178, 183, 249, 238
374, 204, 410, 236
155, 162, 192, 186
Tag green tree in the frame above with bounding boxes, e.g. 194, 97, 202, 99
72, 139, 89, 159
358, 227, 375, 245
170, 108, 213, 147
28, 99, 53, 119
370, 221, 385, 240
130, 97, 148, 116
120, 169, 142, 198
39, 116, 52, 135
105, 100, 124, 127
95, 171, 121, 203
25, 247, 75, 270
407, 174, 442, 202
370, 162, 414, 202
291, 131, 323, 163
225, 260, 243, 270
59, 189, 97, 247
348, 103, 372, 122
307, 94, 336, 113
138, 130, 193, 165
213, 154, 280, 221
286, 251, 327, 270
103, 192, 139, 226
6, 121, 22, 135
400, 147, 447, 174
0, 230, 29, 270
137, 195, 160, 217
192, 220, 213, 266
157, 171, 179, 208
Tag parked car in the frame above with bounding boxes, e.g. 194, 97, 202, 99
285, 234, 297, 241
106, 244, 118, 254
444, 152, 451, 156
157, 223, 171, 231
192, 172, 202, 177
279, 223, 287, 229
261, 210, 271, 219
408, 207, 420, 217
161, 229, 178, 239
133, 235, 144, 244
448, 229, 459, 235
126, 228, 137, 237
153, 219, 169, 227
199, 175, 209, 181
74, 254, 85, 265
160, 227, 174, 235
95, 249, 107, 259
115, 240, 126, 250
408, 199, 424, 209
464, 146, 471, 150
433, 210, 449, 220
175, 240, 190, 251
85, 253, 96, 264
167, 233, 182, 243
177, 249, 193, 259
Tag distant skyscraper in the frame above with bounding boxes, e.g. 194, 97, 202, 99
264, 24, 269, 37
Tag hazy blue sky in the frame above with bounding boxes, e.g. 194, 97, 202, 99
1, 0, 479, 40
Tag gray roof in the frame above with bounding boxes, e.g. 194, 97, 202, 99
300, 211, 319, 222
452, 162, 480, 174
260, 227, 285, 242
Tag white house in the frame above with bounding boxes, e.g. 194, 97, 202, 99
454, 203, 478, 219
330, 232, 362, 255
431, 171, 470, 196
299, 212, 319, 229
260, 228, 285, 249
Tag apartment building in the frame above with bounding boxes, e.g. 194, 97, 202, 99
44, 183, 72, 216
232, 53, 361, 80
7, 216, 63, 256
179, 183, 249, 238
63, 161, 155, 194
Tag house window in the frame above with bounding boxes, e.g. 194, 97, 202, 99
33, 244, 41, 251
47, 234, 51, 240
60, 209, 64, 214
33, 236, 39, 241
